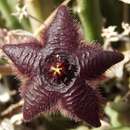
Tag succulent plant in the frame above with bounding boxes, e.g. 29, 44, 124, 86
2, 5, 124, 127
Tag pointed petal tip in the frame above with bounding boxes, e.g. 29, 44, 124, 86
2, 44, 20, 60
23, 114, 31, 122
86, 117, 101, 127
23, 112, 32, 122
110, 51, 124, 63
81, 108, 101, 127
2, 44, 19, 56
2, 44, 19, 62
56, 5, 70, 20
2, 44, 12, 55
57, 5, 68, 12
48, 5, 68, 22
117, 52, 124, 61
22, 103, 36, 122
94, 121, 101, 128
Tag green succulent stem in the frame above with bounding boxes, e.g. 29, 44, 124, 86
77, 0, 102, 42
0, 0, 22, 29
25, 0, 55, 32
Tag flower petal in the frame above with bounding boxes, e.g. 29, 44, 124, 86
2, 43, 42, 77
21, 77, 59, 121
43, 6, 80, 51
61, 79, 103, 127
77, 44, 124, 79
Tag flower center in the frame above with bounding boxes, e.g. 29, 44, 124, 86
43, 52, 79, 88
50, 62, 63, 77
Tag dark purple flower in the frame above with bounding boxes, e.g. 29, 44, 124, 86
2, 6, 124, 127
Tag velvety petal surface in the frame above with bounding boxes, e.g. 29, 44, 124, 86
1, 5, 125, 128
43, 6, 80, 51
21, 76, 59, 121
77, 44, 124, 79
61, 79, 103, 127
2, 43, 42, 77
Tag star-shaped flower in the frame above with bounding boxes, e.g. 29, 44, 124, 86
2, 6, 124, 127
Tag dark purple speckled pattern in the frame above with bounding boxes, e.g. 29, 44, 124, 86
2, 6, 124, 127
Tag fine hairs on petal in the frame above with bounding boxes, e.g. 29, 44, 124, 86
1, 5, 124, 127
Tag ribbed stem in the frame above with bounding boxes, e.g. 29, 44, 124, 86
0, 0, 22, 29
25, 0, 54, 32
77, 0, 102, 42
